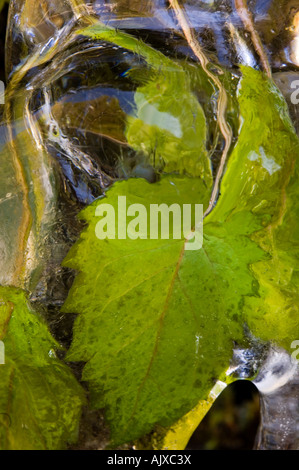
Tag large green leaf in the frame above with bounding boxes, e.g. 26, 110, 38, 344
62, 66, 299, 445
62, 176, 260, 444
0, 286, 84, 450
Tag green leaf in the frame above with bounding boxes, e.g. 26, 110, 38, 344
62, 176, 264, 445
63, 176, 216, 442
78, 23, 212, 185
207, 66, 299, 350
0, 286, 85, 450
62, 66, 299, 445
125, 74, 209, 179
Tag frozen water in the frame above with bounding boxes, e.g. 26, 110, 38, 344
1, 0, 299, 449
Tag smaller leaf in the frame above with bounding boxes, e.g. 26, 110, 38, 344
78, 23, 212, 185
0, 286, 85, 450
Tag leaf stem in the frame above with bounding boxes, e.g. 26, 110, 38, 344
168, 0, 233, 217
5, 101, 33, 287
67, 0, 97, 23
234, 0, 272, 78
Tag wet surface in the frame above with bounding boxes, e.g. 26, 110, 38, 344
6, 0, 296, 321
0, 0, 298, 450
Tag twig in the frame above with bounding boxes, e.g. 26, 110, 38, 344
168, 0, 233, 217
67, 0, 97, 23
234, 0, 272, 78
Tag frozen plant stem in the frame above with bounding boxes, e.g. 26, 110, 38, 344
234, 0, 272, 78
67, 0, 97, 22
169, 0, 233, 217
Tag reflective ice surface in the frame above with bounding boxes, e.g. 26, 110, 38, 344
1, 0, 299, 449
